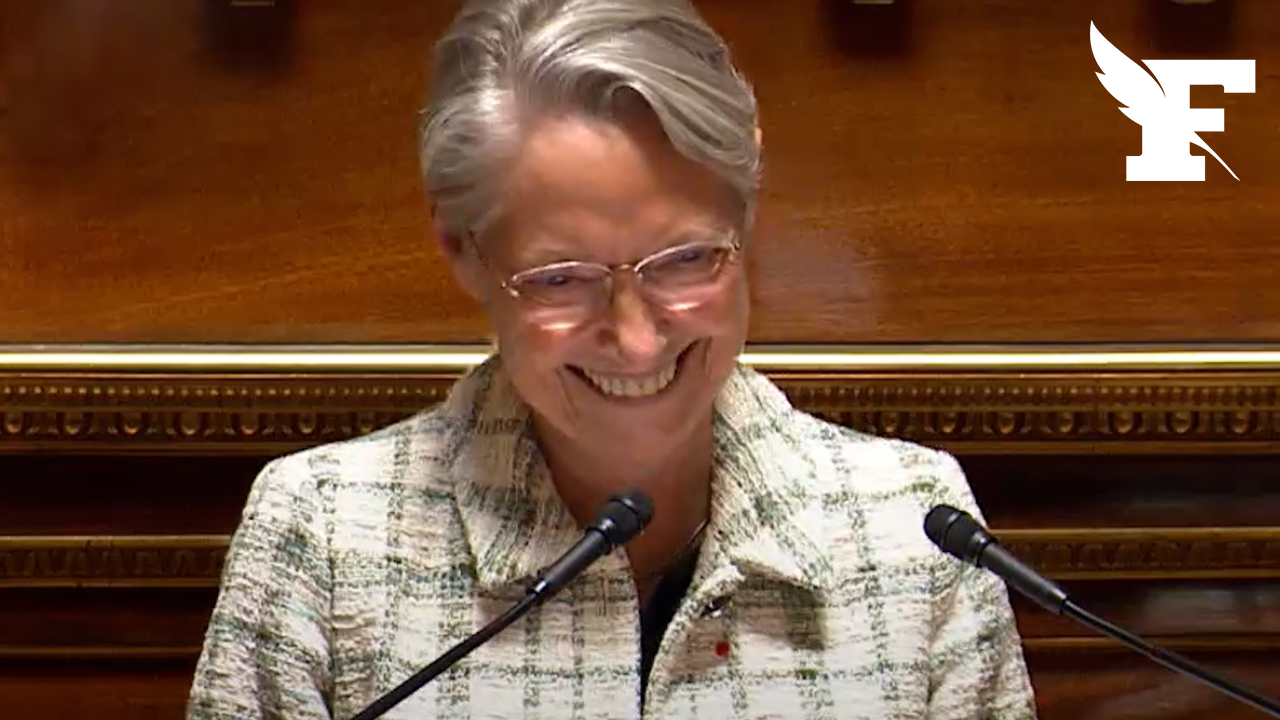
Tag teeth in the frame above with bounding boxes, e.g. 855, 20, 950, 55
581, 361, 679, 398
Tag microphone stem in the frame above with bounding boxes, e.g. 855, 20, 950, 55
1062, 600, 1280, 718
348, 592, 542, 720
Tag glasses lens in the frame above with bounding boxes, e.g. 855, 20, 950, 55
510, 262, 607, 309
640, 241, 733, 299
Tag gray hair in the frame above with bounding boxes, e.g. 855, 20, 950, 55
419, 0, 763, 241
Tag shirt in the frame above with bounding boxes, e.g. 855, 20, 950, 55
186, 355, 1039, 720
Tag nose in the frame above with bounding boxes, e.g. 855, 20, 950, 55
606, 274, 665, 359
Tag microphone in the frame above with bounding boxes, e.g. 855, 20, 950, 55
924, 504, 1280, 719
349, 489, 655, 720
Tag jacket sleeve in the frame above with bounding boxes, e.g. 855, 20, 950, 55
925, 451, 1040, 720
187, 456, 335, 720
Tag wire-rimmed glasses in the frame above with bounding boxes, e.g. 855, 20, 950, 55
472, 233, 742, 329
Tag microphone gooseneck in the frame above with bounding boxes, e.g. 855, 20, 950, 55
349, 488, 654, 720
924, 504, 1280, 719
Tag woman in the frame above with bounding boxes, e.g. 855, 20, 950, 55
187, 0, 1038, 718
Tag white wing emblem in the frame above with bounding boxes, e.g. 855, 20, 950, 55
1090, 22, 1239, 180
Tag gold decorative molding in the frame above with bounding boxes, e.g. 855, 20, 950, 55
3, 345, 1280, 451
1021, 636, 1280, 653
1000, 527, 1280, 581
3, 343, 1280, 371
2, 374, 1279, 452
0, 376, 456, 453
0, 536, 227, 588
4, 528, 1279, 588
777, 373, 1280, 452
0, 646, 205, 660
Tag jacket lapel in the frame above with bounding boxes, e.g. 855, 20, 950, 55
440, 358, 842, 716
707, 364, 838, 595
443, 356, 629, 595
642, 365, 841, 713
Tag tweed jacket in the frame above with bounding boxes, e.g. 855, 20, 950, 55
187, 356, 1039, 720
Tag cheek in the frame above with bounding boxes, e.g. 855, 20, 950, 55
497, 313, 586, 392
688, 276, 749, 340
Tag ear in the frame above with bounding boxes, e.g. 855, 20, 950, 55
434, 220, 486, 302
754, 125, 762, 146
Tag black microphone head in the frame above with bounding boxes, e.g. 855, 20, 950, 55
591, 488, 654, 547
924, 504, 990, 564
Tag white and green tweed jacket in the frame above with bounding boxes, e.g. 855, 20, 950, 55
187, 356, 1039, 720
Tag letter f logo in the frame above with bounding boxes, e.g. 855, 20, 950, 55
1091, 22, 1255, 181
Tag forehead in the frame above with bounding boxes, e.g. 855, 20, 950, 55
490, 110, 737, 265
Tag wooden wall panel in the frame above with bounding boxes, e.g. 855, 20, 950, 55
0, 659, 196, 720
1026, 650, 1280, 720
2, 0, 1279, 344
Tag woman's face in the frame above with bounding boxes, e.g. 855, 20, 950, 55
447, 108, 750, 466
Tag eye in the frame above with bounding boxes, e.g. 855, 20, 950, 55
514, 264, 601, 292
528, 273, 575, 288
671, 246, 712, 264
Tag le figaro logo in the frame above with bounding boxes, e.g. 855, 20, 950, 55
1091, 22, 1255, 182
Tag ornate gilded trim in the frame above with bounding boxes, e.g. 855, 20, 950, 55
999, 527, 1280, 581
2, 344, 1280, 371
779, 372, 1280, 451
0, 536, 227, 588
2, 370, 1278, 451
0, 646, 204, 660
1021, 636, 1280, 652
0, 373, 457, 451
2, 346, 1279, 449
3, 529, 1278, 588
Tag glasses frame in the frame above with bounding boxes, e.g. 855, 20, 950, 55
469, 232, 743, 312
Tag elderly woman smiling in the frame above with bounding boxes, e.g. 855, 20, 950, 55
187, 1, 1039, 719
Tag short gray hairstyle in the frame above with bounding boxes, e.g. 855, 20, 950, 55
419, 0, 763, 241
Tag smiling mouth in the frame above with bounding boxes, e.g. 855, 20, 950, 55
569, 344, 695, 400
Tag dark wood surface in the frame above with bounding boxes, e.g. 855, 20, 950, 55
0, 658, 197, 720
1026, 650, 1280, 720
2, 0, 1279, 344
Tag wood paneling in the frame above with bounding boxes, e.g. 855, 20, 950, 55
1012, 580, 1280, 640
0, 658, 196, 720
0, 455, 259, 534
2, 0, 1279, 344
966, 455, 1280, 529
0, 588, 214, 652
1026, 650, 1280, 720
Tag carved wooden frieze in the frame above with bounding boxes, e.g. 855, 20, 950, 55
2, 370, 1279, 451
0, 536, 227, 588
3, 529, 1278, 588
0, 375, 457, 450
776, 374, 1280, 450
999, 528, 1280, 581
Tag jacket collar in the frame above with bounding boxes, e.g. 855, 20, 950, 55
442, 355, 837, 597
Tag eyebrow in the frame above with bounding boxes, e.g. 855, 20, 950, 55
512, 244, 585, 270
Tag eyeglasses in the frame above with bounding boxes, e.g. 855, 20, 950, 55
471, 233, 742, 328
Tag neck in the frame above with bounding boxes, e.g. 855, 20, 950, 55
533, 414, 714, 581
